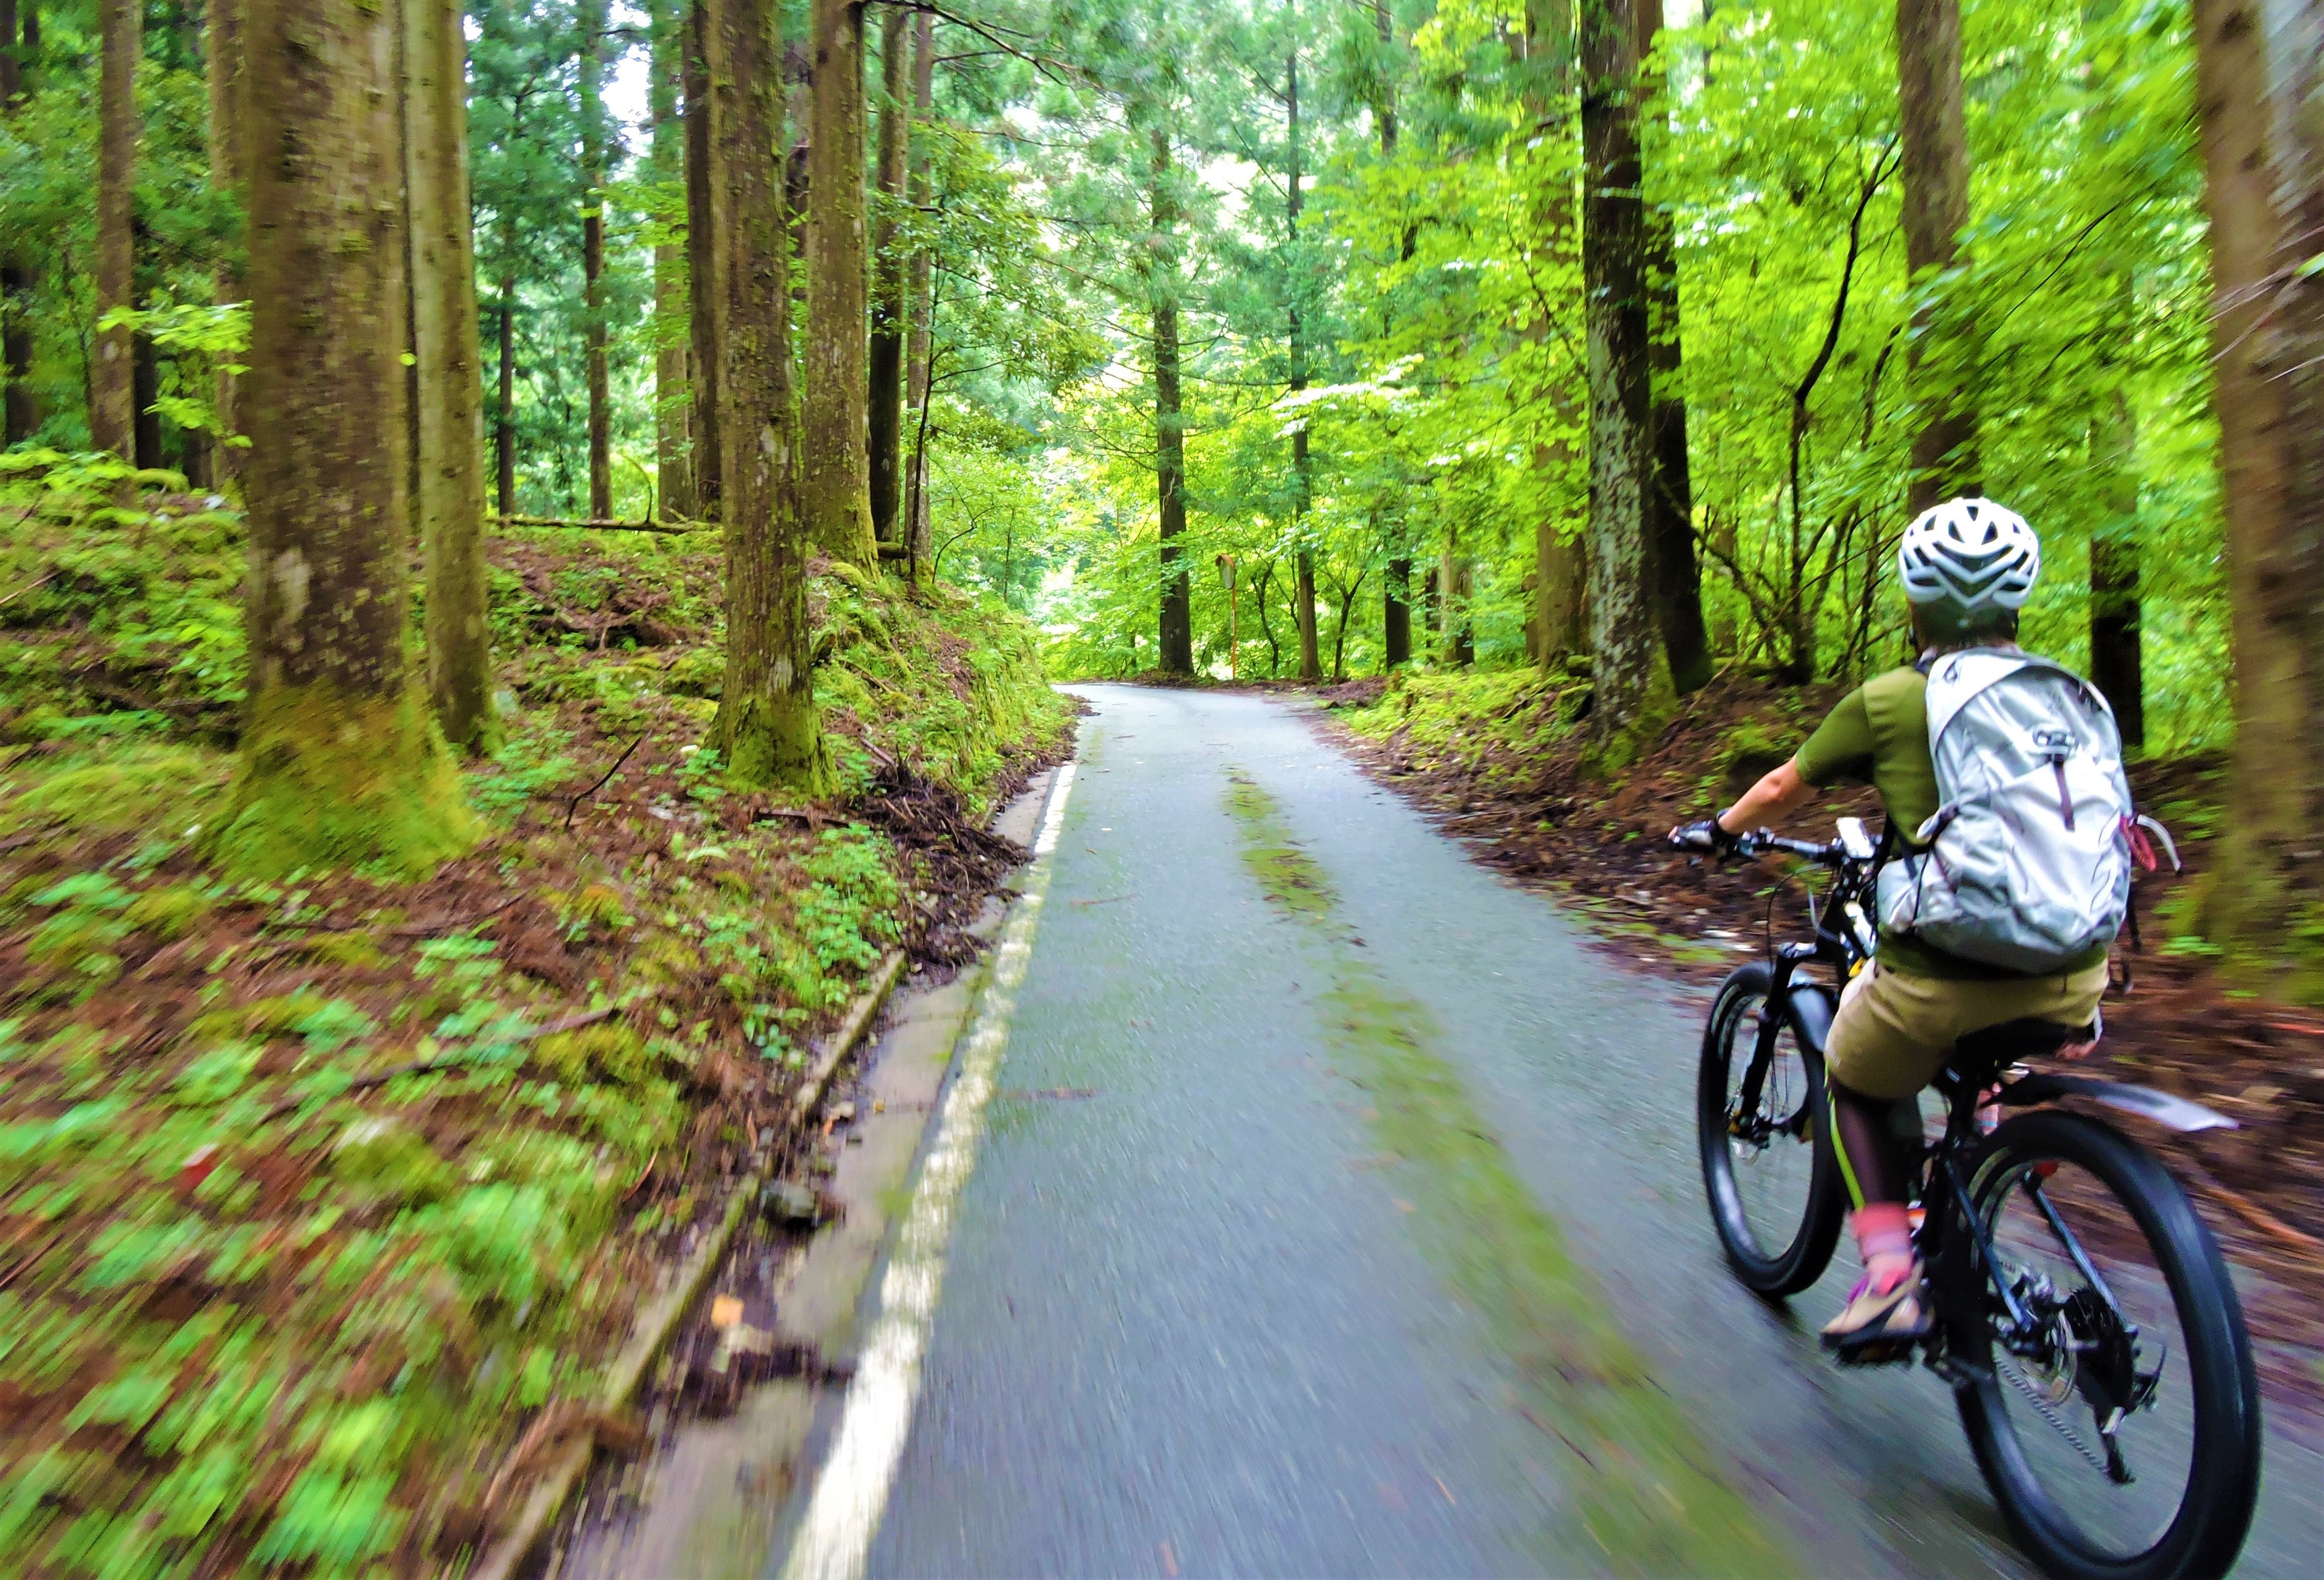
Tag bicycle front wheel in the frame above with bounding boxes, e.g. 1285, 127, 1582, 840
1950, 1109, 2261, 1580
1696, 962, 1844, 1295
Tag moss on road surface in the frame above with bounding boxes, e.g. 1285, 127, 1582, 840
1225, 768, 1787, 1576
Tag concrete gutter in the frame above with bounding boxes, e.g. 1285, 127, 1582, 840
462, 950, 909, 1580
531, 765, 1067, 1580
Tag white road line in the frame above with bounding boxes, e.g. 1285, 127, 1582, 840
778, 763, 1078, 1580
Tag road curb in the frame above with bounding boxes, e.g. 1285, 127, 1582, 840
463, 950, 909, 1580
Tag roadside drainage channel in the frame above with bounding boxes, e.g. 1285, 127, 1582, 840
511, 766, 1065, 1580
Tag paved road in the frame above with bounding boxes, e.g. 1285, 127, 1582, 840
848, 685, 2319, 1577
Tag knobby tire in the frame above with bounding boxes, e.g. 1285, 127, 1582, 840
1696, 962, 1845, 1296
1950, 1109, 2261, 1580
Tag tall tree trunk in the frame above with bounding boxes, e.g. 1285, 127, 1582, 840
867, 3, 907, 544
1528, 0, 1588, 671
652, 0, 692, 518
408, 0, 495, 754
1440, 540, 1475, 665
1383, 558, 1410, 668
803, 0, 877, 566
904, 9, 934, 579
2083, 5, 2139, 743
131, 330, 161, 468
580, 0, 612, 518
705, 0, 824, 786
1288, 38, 1320, 682
1895, 0, 1978, 513
684, 0, 723, 517
2194, 0, 2324, 976
1580, 0, 1659, 750
1636, 0, 1708, 691
2, 1, 37, 445
1151, 127, 1192, 674
205, 0, 243, 482
1373, 0, 1412, 666
92, 0, 138, 461
222, 0, 473, 876
2088, 384, 2142, 746
495, 280, 517, 514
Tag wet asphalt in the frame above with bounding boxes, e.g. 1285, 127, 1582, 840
853, 686, 2321, 1578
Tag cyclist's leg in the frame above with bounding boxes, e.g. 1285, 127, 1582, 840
1821, 966, 1958, 1345
1819, 962, 2113, 1347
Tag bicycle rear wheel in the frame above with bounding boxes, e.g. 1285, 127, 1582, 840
1949, 1110, 2261, 1580
1696, 963, 1844, 1295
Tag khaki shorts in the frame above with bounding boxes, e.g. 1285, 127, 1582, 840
1823, 960, 2110, 1100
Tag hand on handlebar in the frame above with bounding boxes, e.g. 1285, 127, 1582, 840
1670, 819, 1758, 858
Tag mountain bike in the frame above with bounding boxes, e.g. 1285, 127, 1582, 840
1671, 818, 2262, 1580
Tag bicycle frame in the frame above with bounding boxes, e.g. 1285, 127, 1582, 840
1709, 818, 2236, 1389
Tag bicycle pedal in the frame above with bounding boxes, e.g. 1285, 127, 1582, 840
1828, 1337, 1919, 1368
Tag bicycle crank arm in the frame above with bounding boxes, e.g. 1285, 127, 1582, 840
1997, 1073, 2238, 1134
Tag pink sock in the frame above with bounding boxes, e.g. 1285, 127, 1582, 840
1850, 1204, 1915, 1293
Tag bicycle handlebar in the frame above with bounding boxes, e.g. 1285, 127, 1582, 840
1666, 825, 1852, 867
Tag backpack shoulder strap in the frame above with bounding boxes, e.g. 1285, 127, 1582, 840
1922, 649, 2036, 744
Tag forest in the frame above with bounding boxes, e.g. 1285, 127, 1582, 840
7, 0, 2304, 957
1, 0, 2319, 1570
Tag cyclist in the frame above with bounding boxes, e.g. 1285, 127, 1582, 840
1674, 498, 2110, 1357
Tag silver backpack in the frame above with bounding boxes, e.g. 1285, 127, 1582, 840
1874, 650, 2134, 974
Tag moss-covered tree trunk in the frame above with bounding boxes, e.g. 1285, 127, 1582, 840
706, 0, 824, 788
803, 0, 877, 567
2194, 0, 2324, 986
904, 8, 934, 580
408, 0, 496, 755
1895, 0, 1978, 513
92, 0, 138, 461
652, 0, 693, 519
867, 4, 908, 546
204, 0, 244, 485
580, 0, 612, 519
1581, 0, 1660, 754
220, 0, 474, 877
684, 0, 723, 518
1150, 127, 1193, 675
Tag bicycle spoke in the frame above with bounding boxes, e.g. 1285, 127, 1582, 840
1978, 1149, 2198, 1559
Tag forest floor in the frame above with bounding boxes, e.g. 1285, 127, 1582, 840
1313, 666, 2324, 1412
0, 465, 1071, 1576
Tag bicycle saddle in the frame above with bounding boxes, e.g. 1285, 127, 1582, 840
1950, 1016, 2098, 1083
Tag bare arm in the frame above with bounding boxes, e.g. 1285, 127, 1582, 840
1718, 758, 1820, 835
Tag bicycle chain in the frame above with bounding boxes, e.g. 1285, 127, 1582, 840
2003, 1359, 2110, 1477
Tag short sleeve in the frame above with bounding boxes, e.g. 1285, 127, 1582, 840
1794, 687, 1874, 788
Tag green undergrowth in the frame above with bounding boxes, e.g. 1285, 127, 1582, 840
0, 466, 1067, 1575
1339, 667, 1595, 793
1220, 771, 1782, 1572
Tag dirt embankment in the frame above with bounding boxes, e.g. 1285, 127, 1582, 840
0, 490, 1072, 1575
1322, 668, 2324, 1408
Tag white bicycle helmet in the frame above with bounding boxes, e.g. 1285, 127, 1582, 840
1896, 496, 2040, 635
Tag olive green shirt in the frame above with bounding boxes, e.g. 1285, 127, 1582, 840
1793, 666, 2109, 980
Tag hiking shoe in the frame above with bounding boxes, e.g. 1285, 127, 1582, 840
1821, 1268, 1931, 1363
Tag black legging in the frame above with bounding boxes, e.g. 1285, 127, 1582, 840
1825, 1078, 1919, 1208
